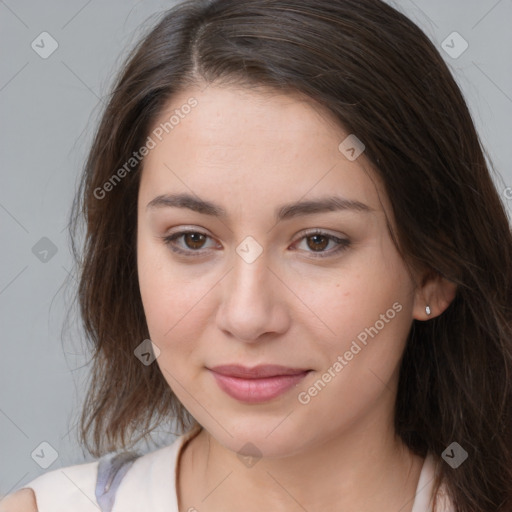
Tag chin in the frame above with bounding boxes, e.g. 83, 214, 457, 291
201, 411, 315, 460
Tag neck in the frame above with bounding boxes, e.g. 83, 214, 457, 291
178, 411, 424, 512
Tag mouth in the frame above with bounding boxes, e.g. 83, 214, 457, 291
208, 364, 312, 403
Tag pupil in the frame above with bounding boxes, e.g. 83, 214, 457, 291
309, 235, 328, 251
186, 233, 205, 249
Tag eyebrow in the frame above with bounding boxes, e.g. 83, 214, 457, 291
146, 192, 372, 221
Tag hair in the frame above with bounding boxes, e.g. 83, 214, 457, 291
69, 0, 512, 510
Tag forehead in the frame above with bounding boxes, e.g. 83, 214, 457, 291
155, 85, 340, 153
139, 84, 388, 217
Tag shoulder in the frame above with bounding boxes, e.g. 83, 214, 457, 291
0, 489, 37, 511
14, 460, 100, 511
3, 429, 201, 511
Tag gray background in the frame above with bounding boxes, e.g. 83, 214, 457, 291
1, 0, 511, 497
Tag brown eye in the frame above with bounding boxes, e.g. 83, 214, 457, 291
163, 229, 350, 259
182, 232, 207, 250
162, 230, 216, 257
293, 230, 351, 258
306, 234, 330, 252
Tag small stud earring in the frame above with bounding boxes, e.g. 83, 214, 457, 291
425, 305, 431, 315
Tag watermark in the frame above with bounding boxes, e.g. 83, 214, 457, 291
93, 97, 198, 200
441, 442, 468, 469
31, 441, 59, 469
504, 187, 512, 200
338, 134, 365, 161
441, 31, 469, 59
297, 301, 402, 405
32, 236, 58, 263
31, 31, 59, 59
134, 338, 161, 365
236, 235, 263, 264
237, 441, 263, 468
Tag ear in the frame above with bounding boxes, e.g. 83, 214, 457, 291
412, 270, 457, 321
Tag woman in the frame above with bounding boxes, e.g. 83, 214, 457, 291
5, 0, 511, 510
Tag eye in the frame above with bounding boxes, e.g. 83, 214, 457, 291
291, 229, 351, 258
162, 230, 217, 257
161, 228, 351, 258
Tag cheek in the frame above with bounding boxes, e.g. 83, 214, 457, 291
137, 253, 204, 391
137, 230, 180, 339
307, 240, 415, 396
295, 263, 414, 430
308, 241, 413, 342
137, 232, 213, 357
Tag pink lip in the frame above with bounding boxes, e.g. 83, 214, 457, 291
208, 365, 311, 403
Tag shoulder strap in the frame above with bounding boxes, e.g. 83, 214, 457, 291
95, 451, 141, 512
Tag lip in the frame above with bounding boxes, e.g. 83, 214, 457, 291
208, 365, 311, 403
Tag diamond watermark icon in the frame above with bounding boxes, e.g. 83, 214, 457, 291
134, 338, 161, 365
31, 441, 59, 469
31, 32, 59, 59
237, 442, 263, 468
441, 441, 468, 469
236, 236, 263, 264
441, 32, 468, 59
338, 134, 365, 161
32, 237, 58, 263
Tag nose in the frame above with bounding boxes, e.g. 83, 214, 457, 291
215, 252, 290, 343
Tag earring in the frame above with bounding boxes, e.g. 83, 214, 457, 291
425, 305, 431, 315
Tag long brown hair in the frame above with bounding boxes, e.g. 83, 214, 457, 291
70, 0, 512, 510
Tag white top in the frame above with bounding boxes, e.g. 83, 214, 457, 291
22, 428, 454, 512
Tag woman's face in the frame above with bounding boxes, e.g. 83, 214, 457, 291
136, 84, 424, 457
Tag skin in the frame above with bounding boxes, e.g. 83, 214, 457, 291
0, 489, 37, 511
135, 83, 456, 512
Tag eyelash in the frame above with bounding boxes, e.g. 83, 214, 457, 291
161, 229, 351, 259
